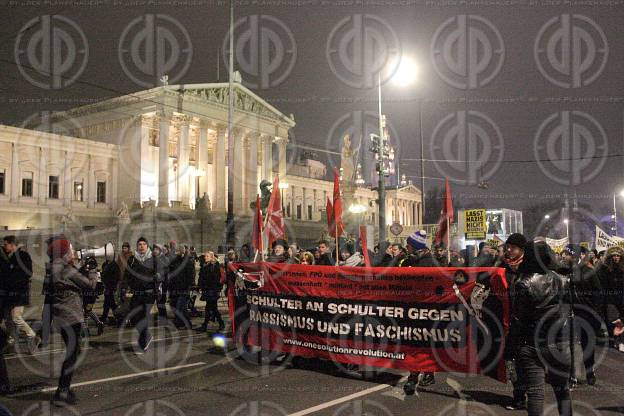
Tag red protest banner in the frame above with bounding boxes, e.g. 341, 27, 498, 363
229, 263, 509, 382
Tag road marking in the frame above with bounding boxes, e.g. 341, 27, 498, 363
10, 361, 208, 397
287, 383, 391, 416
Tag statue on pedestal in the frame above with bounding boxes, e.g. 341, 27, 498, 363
249, 180, 273, 214
340, 134, 356, 184
116, 201, 131, 224
196, 193, 212, 218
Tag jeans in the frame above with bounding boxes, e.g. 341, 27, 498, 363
3, 306, 36, 339
516, 342, 572, 416
58, 323, 82, 390
171, 294, 190, 327
130, 295, 152, 349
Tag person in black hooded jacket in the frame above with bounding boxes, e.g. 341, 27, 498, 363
198, 251, 224, 331
505, 235, 572, 416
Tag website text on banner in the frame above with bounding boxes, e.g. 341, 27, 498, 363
228, 263, 509, 382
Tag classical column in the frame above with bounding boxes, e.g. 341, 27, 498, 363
87, 155, 95, 208
63, 151, 71, 207
313, 189, 317, 221
232, 128, 245, 214
246, 133, 259, 207
111, 157, 119, 211
177, 115, 191, 207
291, 184, 296, 219
275, 136, 287, 179
38, 146, 46, 205
262, 135, 273, 181
214, 125, 226, 212
197, 121, 209, 198
10, 143, 19, 202
158, 110, 171, 207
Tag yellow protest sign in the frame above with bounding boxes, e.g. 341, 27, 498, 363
464, 209, 487, 240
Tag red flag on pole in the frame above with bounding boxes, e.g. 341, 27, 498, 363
359, 225, 371, 267
434, 178, 454, 245
265, 175, 285, 249
332, 169, 345, 238
251, 194, 264, 258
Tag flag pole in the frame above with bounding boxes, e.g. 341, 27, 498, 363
446, 216, 451, 264
335, 221, 339, 266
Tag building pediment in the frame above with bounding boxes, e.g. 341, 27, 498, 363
177, 83, 295, 128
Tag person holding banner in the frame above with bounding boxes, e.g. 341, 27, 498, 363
338, 244, 364, 267
316, 241, 334, 266
267, 240, 288, 263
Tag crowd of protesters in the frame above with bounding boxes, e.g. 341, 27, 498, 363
0, 230, 623, 415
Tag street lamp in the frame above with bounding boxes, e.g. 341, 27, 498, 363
373, 56, 417, 243
544, 214, 550, 219
564, 219, 569, 239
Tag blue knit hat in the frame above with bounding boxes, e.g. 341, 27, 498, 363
407, 230, 428, 250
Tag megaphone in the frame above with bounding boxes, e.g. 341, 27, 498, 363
78, 242, 114, 259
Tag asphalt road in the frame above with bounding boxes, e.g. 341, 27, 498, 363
2, 311, 624, 416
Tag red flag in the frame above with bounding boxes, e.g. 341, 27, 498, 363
265, 176, 285, 248
251, 194, 263, 255
326, 197, 334, 236
434, 178, 454, 245
332, 169, 345, 238
359, 225, 371, 267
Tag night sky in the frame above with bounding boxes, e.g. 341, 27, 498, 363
1, 1, 623, 223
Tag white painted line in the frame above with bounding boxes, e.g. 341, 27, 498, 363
287, 383, 391, 416
10, 361, 207, 397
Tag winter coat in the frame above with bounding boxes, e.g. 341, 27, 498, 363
168, 255, 195, 296
510, 270, 568, 349
0, 248, 33, 307
198, 261, 222, 298
316, 253, 334, 266
595, 251, 624, 320
100, 260, 121, 295
45, 260, 98, 326
125, 252, 158, 296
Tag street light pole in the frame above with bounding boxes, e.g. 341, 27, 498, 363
225, 0, 235, 250
377, 72, 386, 244
614, 193, 618, 237
418, 98, 425, 222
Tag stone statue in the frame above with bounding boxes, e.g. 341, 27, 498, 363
250, 180, 273, 214
60, 208, 77, 229
116, 201, 129, 220
196, 193, 211, 218
340, 134, 355, 183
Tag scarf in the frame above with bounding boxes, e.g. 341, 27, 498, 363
134, 248, 152, 264
505, 253, 524, 271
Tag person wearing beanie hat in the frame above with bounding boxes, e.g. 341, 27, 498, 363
406, 230, 428, 252
44, 236, 98, 405
559, 242, 604, 386
124, 237, 158, 352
